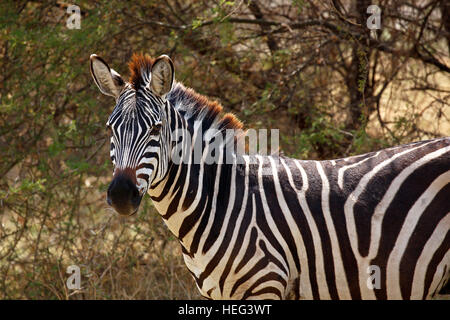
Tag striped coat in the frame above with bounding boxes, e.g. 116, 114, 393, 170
90, 52, 450, 300
150, 137, 450, 299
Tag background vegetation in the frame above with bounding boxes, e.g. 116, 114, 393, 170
0, 0, 449, 299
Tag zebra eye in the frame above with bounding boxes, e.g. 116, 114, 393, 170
150, 123, 162, 135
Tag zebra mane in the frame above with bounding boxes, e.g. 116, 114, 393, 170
128, 53, 154, 89
167, 82, 244, 132
128, 53, 243, 132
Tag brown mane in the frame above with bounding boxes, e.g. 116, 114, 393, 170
170, 83, 244, 131
127, 53, 243, 131
128, 53, 154, 89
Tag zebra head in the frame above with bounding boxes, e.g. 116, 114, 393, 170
90, 53, 174, 215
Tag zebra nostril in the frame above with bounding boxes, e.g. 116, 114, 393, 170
106, 182, 114, 205
131, 188, 141, 207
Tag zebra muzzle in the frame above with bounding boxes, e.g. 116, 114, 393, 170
107, 173, 142, 216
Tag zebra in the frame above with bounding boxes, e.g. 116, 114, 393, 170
90, 52, 450, 300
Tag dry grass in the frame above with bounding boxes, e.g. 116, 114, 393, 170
0, 170, 201, 300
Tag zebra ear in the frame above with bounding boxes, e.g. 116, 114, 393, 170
90, 54, 124, 98
150, 55, 174, 98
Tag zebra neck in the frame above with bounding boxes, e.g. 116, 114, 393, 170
149, 87, 246, 253
148, 136, 239, 254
